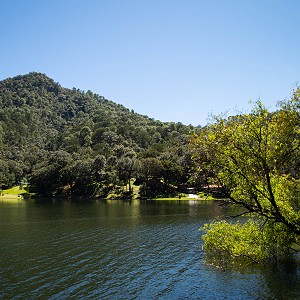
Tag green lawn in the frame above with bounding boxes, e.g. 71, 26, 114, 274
153, 197, 194, 201
153, 192, 214, 201
2, 186, 27, 195
0, 186, 29, 201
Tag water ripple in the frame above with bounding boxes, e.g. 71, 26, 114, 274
1, 201, 299, 299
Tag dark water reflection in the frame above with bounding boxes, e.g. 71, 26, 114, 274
0, 199, 299, 299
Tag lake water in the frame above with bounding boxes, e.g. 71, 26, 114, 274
0, 199, 299, 299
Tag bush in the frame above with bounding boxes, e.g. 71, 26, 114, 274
201, 219, 297, 264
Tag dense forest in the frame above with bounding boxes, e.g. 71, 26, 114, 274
0, 72, 199, 198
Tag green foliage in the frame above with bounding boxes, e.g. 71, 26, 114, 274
192, 89, 300, 262
0, 73, 197, 198
202, 220, 268, 263
201, 219, 297, 264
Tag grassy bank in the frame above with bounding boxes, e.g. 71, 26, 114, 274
153, 192, 214, 201
0, 186, 28, 201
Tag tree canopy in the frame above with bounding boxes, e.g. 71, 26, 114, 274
191, 91, 300, 263
0, 72, 197, 198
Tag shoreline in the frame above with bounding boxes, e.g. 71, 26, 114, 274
0, 186, 28, 202
0, 188, 220, 202
0, 194, 24, 203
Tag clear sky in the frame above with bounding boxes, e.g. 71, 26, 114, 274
1, 0, 299, 126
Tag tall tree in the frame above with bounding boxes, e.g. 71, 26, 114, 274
191, 97, 300, 261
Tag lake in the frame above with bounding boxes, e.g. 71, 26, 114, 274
0, 199, 299, 299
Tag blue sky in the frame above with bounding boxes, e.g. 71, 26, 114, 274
1, 0, 299, 125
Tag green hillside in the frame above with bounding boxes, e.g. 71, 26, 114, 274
0, 72, 198, 198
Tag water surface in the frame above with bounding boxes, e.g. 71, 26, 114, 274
0, 199, 299, 299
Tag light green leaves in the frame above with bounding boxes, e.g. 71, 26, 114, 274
192, 93, 300, 263
201, 219, 297, 264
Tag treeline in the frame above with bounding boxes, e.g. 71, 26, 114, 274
0, 72, 199, 198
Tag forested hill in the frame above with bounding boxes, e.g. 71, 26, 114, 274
0, 72, 197, 198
